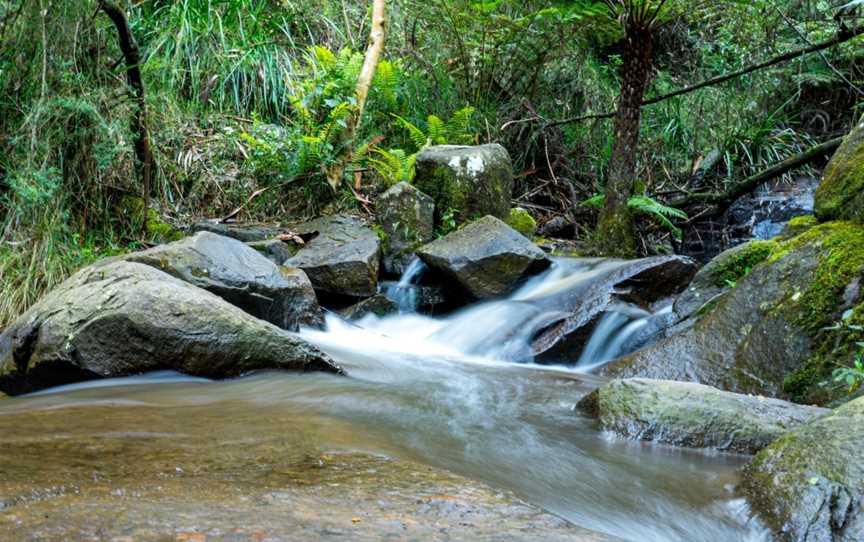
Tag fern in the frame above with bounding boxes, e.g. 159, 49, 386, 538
369, 148, 416, 186
427, 115, 447, 145
583, 193, 688, 239
392, 115, 429, 149
446, 107, 476, 144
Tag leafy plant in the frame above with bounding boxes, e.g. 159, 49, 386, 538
833, 344, 864, 394
582, 193, 688, 239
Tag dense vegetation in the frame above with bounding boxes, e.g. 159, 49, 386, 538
0, 0, 861, 326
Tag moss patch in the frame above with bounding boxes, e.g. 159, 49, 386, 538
766, 221, 864, 403
814, 120, 864, 223
709, 240, 776, 287
119, 196, 184, 242
505, 208, 537, 237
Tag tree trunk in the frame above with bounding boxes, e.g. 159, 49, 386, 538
327, 0, 387, 191
99, 0, 153, 206
597, 23, 654, 257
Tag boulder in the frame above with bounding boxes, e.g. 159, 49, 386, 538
578, 379, 827, 454
673, 240, 774, 321
286, 215, 381, 298
341, 294, 399, 320
113, 232, 323, 331
742, 395, 864, 541
414, 144, 513, 222
0, 261, 340, 395
191, 221, 285, 242
815, 118, 864, 223
416, 216, 550, 299
375, 182, 435, 274
602, 221, 864, 405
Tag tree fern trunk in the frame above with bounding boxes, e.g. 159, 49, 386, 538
597, 23, 654, 257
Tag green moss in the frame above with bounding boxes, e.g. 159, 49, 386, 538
709, 240, 776, 287
814, 121, 864, 223
505, 208, 536, 237
779, 215, 818, 240
767, 221, 864, 403
119, 196, 183, 242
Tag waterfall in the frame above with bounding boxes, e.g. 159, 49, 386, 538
383, 257, 427, 313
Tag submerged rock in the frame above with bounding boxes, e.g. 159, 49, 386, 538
578, 379, 827, 454
414, 144, 513, 222
742, 395, 864, 541
113, 232, 323, 330
375, 181, 435, 274
815, 117, 864, 223
0, 261, 340, 395
602, 221, 864, 405
286, 215, 381, 298
416, 215, 550, 299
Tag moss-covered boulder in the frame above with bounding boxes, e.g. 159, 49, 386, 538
815, 118, 864, 223
602, 221, 864, 405
742, 395, 864, 541
506, 207, 537, 237
111, 232, 323, 331
375, 182, 436, 274
673, 240, 775, 320
0, 261, 340, 395
414, 144, 513, 223
416, 216, 550, 299
286, 215, 381, 298
578, 379, 827, 454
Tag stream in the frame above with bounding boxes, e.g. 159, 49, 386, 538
0, 259, 773, 541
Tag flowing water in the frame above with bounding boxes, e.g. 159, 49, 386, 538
0, 258, 773, 541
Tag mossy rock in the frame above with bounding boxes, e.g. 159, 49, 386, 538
414, 145, 513, 224
118, 195, 184, 242
815, 118, 864, 224
742, 395, 864, 541
604, 221, 864, 405
578, 378, 827, 454
779, 215, 818, 240
506, 207, 537, 237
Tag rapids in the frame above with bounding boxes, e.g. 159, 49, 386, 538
0, 258, 773, 541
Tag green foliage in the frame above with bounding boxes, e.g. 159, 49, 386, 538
832, 346, 864, 394
583, 193, 688, 238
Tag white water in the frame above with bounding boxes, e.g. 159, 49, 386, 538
2, 257, 773, 541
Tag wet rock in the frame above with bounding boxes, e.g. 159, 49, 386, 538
539, 216, 575, 239
815, 118, 864, 223
602, 222, 864, 404
416, 215, 550, 299
414, 144, 513, 222
247, 238, 299, 265
0, 261, 340, 395
341, 294, 399, 320
578, 379, 827, 454
375, 182, 435, 274
742, 395, 864, 541
286, 215, 381, 298
192, 220, 285, 242
673, 241, 774, 321
112, 232, 323, 330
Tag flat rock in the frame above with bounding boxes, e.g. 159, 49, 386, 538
0, 261, 340, 395
416, 215, 550, 299
192, 221, 285, 242
414, 144, 513, 222
114, 232, 323, 330
247, 238, 299, 265
578, 378, 827, 454
742, 395, 864, 541
287, 215, 381, 298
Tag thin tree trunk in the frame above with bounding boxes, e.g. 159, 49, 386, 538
99, 0, 153, 205
597, 23, 653, 257
327, 0, 387, 191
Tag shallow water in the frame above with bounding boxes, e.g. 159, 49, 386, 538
0, 259, 773, 541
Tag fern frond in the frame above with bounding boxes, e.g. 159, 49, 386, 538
446, 107, 476, 144
427, 115, 446, 145
393, 114, 429, 150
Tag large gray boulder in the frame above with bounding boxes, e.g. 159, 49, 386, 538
376, 182, 436, 274
601, 222, 864, 405
578, 379, 827, 454
0, 261, 340, 395
112, 232, 323, 331
416, 216, 550, 299
414, 144, 513, 222
286, 215, 381, 298
742, 395, 864, 541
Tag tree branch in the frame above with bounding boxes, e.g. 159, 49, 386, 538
537, 26, 864, 129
